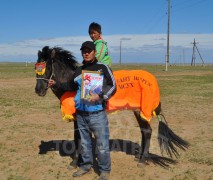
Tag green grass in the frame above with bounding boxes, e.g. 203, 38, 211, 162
0, 62, 35, 79
159, 74, 213, 97
112, 63, 213, 72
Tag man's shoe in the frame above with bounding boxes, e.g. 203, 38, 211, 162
99, 172, 110, 180
72, 168, 91, 177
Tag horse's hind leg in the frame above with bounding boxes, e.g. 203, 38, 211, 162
133, 111, 152, 166
68, 120, 81, 170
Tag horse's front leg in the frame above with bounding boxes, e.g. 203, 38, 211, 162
133, 111, 152, 166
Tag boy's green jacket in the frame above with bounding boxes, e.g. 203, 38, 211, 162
94, 39, 112, 67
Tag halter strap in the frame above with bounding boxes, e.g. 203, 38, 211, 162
36, 78, 49, 81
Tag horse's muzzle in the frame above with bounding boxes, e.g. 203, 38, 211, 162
35, 87, 47, 96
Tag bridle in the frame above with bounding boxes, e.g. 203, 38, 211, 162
35, 59, 55, 90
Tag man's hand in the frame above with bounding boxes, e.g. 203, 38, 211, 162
48, 79, 56, 88
88, 92, 100, 102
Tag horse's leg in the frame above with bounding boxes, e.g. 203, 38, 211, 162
133, 111, 152, 166
68, 120, 81, 169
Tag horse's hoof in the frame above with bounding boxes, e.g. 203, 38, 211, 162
134, 154, 140, 161
137, 159, 149, 168
137, 162, 145, 168
67, 164, 77, 171
134, 157, 140, 161
67, 160, 78, 171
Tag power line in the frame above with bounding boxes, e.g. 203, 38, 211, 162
172, 0, 208, 12
142, 1, 167, 33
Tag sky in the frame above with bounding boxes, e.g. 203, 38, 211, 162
0, 0, 213, 64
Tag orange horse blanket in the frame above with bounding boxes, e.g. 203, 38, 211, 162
60, 70, 160, 122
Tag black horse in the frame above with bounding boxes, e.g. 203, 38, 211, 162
35, 46, 189, 168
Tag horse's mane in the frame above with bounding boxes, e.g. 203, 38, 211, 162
42, 46, 79, 71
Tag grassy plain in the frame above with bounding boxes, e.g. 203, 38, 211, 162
0, 62, 213, 179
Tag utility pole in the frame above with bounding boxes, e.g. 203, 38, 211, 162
166, 0, 170, 71
119, 38, 131, 65
183, 48, 185, 66
191, 38, 205, 66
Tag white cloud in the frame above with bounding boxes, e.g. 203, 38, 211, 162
0, 34, 212, 63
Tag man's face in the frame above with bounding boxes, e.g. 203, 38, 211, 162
89, 29, 101, 41
81, 47, 96, 62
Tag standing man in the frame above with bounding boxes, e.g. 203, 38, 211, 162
72, 41, 116, 180
89, 22, 112, 67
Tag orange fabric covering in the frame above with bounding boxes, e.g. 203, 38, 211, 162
107, 70, 160, 121
60, 91, 76, 121
60, 70, 160, 122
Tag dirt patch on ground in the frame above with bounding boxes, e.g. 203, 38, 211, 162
0, 70, 213, 180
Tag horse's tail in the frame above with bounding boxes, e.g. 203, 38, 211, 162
154, 103, 189, 158
157, 114, 190, 158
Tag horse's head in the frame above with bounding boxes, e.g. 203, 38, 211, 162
35, 46, 53, 96
35, 46, 79, 98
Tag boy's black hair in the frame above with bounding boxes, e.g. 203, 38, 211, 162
88, 22, 102, 34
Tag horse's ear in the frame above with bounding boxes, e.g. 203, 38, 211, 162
51, 49, 55, 59
38, 50, 41, 57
